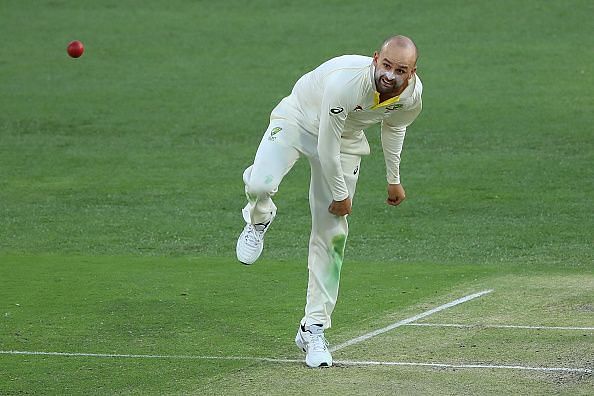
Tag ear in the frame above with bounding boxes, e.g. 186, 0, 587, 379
372, 51, 379, 65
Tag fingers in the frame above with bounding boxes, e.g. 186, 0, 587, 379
328, 206, 344, 216
386, 195, 405, 206
328, 205, 351, 216
386, 198, 399, 206
386, 184, 406, 207
328, 199, 352, 216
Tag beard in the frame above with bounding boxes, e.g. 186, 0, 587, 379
375, 70, 404, 94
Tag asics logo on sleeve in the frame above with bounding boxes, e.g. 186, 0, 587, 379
330, 107, 344, 115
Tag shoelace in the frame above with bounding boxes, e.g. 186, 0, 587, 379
308, 333, 329, 352
243, 224, 264, 247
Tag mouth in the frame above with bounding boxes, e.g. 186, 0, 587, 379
380, 76, 395, 88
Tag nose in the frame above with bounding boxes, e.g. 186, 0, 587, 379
384, 71, 396, 81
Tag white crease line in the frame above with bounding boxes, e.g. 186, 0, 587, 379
0, 350, 301, 364
1, 350, 591, 374
406, 323, 594, 331
330, 289, 494, 352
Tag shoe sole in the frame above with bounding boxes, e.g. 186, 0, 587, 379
306, 358, 332, 368
236, 253, 260, 265
236, 240, 263, 265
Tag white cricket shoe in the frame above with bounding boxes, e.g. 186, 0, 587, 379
236, 220, 272, 265
295, 324, 333, 368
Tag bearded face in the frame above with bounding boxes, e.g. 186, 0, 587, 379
372, 46, 416, 96
374, 68, 405, 94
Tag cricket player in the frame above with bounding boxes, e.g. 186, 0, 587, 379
236, 35, 423, 367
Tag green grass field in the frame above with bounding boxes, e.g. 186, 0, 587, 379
1, 0, 593, 394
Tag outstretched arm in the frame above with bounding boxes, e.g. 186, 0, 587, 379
381, 103, 422, 207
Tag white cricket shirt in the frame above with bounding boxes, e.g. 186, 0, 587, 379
270, 55, 423, 201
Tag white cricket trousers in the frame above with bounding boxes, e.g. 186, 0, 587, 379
242, 120, 361, 329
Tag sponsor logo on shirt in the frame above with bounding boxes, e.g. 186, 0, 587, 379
268, 126, 282, 141
353, 105, 363, 112
353, 165, 359, 175
330, 107, 344, 115
385, 104, 404, 111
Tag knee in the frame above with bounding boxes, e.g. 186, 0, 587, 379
243, 165, 278, 199
246, 178, 275, 198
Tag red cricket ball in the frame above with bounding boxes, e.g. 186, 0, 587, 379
67, 40, 84, 58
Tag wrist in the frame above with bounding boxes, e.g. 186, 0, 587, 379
333, 193, 350, 202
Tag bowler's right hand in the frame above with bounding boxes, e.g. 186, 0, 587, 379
328, 197, 352, 216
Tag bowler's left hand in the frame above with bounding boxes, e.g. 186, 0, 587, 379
329, 197, 352, 216
386, 184, 406, 206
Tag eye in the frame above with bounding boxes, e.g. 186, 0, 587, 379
383, 63, 391, 68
